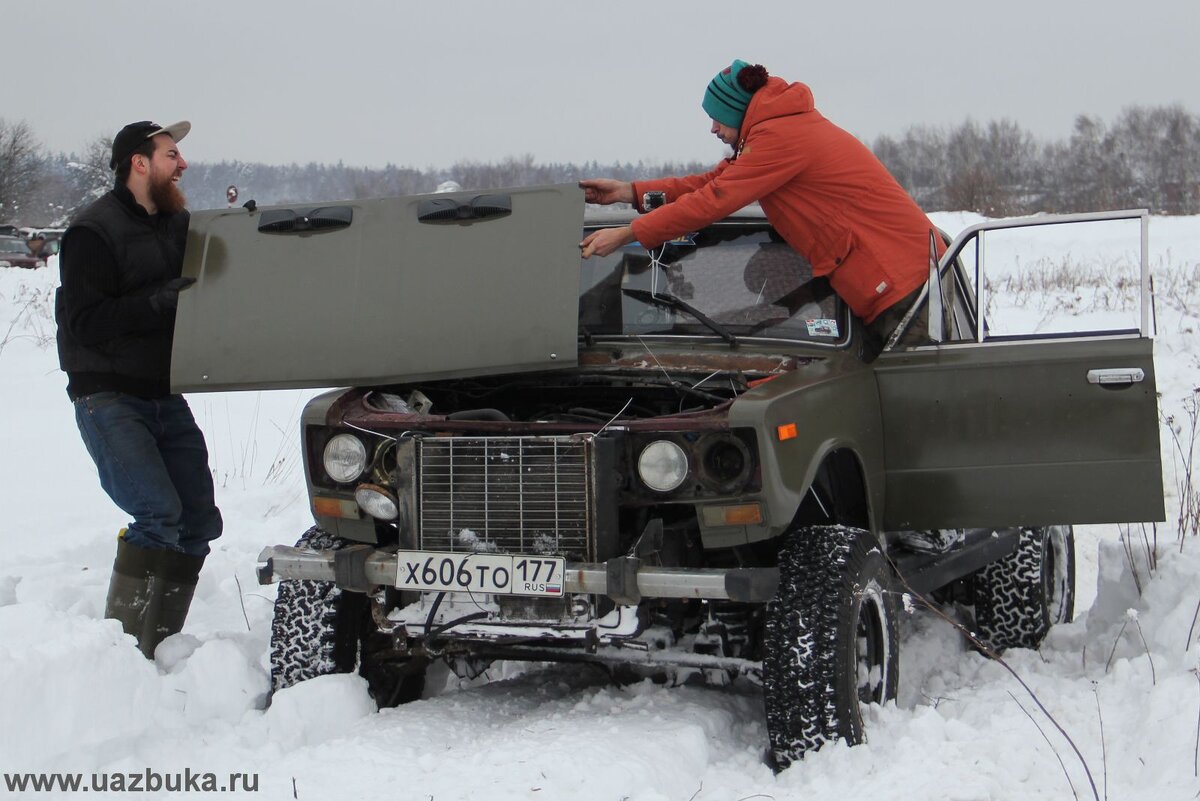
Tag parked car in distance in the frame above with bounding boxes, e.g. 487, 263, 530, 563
0, 236, 45, 269
22, 228, 65, 259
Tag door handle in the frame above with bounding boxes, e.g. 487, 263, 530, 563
1087, 368, 1145, 385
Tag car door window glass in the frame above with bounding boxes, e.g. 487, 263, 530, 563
955, 217, 1145, 339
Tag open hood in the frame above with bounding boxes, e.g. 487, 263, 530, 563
171, 183, 584, 392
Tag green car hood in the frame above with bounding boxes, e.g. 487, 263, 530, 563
171, 183, 584, 392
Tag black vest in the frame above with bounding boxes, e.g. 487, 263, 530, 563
56, 190, 189, 398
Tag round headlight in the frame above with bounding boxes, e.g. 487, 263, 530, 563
355, 484, 399, 520
698, 434, 752, 491
323, 433, 367, 483
638, 440, 689, 492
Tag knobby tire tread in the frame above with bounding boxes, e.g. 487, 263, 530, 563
269, 526, 353, 693
974, 526, 1075, 652
763, 525, 898, 769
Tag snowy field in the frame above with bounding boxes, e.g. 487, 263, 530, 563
1, 212, 1198, 800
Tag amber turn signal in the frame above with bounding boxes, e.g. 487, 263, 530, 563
312, 495, 362, 520
701, 503, 764, 527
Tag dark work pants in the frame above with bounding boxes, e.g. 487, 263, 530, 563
74, 392, 222, 556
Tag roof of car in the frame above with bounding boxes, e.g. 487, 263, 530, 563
583, 203, 767, 225
21, 227, 65, 239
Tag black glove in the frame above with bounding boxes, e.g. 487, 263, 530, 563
149, 277, 197, 314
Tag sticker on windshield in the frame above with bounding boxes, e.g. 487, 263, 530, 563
806, 319, 839, 337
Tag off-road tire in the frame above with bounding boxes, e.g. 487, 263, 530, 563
268, 526, 427, 704
973, 525, 1075, 652
762, 525, 899, 770
269, 526, 356, 693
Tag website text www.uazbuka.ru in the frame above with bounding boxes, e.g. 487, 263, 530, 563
4, 768, 259, 793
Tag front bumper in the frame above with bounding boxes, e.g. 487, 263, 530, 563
256, 544, 779, 603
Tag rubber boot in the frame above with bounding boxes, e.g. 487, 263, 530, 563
104, 538, 159, 649
139, 548, 205, 659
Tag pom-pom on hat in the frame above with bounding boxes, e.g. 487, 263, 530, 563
702, 60, 755, 129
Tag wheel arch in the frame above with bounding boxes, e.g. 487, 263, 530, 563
788, 445, 874, 533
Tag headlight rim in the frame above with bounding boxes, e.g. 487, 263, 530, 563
696, 432, 754, 493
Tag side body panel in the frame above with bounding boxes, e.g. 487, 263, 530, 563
876, 334, 1164, 529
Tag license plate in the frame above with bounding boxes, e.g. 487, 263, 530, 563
396, 551, 566, 597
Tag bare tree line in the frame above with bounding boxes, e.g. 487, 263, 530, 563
874, 105, 1200, 216
2, 105, 1197, 228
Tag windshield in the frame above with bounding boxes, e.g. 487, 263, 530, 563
579, 222, 844, 344
0, 239, 32, 255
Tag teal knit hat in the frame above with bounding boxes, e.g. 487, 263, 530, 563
702, 59, 754, 129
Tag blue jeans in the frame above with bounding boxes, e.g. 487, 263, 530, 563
74, 392, 223, 556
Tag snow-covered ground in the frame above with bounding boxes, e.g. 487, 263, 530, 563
1, 213, 1198, 800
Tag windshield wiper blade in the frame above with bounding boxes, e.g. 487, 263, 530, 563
621, 288, 739, 347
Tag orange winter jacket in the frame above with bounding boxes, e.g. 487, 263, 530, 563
630, 77, 942, 323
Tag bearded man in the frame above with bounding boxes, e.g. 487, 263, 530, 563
56, 120, 222, 659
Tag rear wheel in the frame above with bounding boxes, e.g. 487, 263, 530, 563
762, 525, 899, 770
973, 525, 1075, 652
269, 526, 427, 705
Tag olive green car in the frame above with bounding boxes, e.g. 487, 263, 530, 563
173, 184, 1163, 769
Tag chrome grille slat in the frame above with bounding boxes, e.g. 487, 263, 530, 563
417, 436, 592, 559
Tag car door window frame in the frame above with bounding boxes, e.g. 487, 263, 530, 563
938, 208, 1152, 344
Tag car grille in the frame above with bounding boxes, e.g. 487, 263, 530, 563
417, 436, 592, 559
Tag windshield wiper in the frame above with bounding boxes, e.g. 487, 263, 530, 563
621, 288, 739, 347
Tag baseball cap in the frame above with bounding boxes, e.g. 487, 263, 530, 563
109, 120, 191, 170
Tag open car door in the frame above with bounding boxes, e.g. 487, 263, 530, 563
171, 184, 584, 392
876, 210, 1164, 529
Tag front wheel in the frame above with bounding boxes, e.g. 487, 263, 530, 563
762, 525, 899, 770
269, 526, 356, 693
269, 526, 427, 705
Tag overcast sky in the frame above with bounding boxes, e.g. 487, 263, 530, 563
5, 0, 1197, 170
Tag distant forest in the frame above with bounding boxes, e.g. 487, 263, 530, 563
2, 104, 1197, 228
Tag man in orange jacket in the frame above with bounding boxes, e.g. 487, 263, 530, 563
580, 60, 943, 349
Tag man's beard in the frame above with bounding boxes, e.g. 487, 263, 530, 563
150, 174, 187, 216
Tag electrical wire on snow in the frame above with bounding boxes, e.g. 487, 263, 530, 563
880, 550, 1101, 801
1008, 690, 1080, 801
1093, 687, 1108, 801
